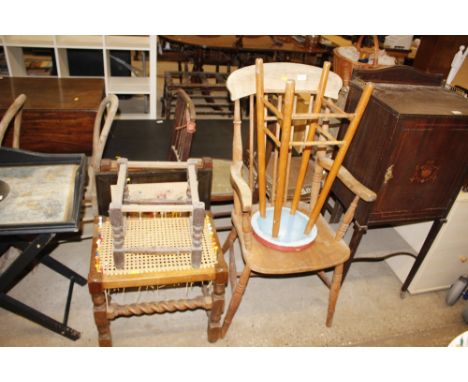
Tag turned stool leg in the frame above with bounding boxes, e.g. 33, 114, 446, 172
207, 281, 226, 342
91, 292, 112, 346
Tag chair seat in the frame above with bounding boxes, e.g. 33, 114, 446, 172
94, 215, 221, 289
211, 158, 233, 201
232, 204, 350, 275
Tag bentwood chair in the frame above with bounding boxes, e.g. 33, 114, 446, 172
86, 94, 119, 215
0, 94, 27, 148
220, 59, 376, 337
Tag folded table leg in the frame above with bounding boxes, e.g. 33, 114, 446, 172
0, 233, 83, 341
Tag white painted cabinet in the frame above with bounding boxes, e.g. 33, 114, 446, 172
0, 35, 157, 119
386, 191, 468, 294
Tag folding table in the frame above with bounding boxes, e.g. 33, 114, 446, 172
0, 147, 87, 340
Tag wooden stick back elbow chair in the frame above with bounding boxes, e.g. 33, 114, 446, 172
0, 94, 27, 148
220, 59, 376, 338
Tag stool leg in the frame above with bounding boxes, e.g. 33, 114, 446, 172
326, 263, 344, 327
91, 292, 112, 346
207, 281, 226, 343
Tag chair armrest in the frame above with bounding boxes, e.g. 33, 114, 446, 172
230, 161, 252, 212
318, 156, 377, 202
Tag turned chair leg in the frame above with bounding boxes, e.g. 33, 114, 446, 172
221, 264, 251, 338
207, 280, 226, 343
91, 292, 112, 346
326, 263, 344, 327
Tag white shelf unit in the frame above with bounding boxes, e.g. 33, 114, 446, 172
0, 35, 157, 119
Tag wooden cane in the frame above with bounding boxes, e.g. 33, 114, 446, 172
272, 80, 295, 237
255, 58, 267, 217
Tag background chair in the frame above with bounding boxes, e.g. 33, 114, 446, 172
167, 88, 197, 162
165, 88, 237, 229
88, 157, 227, 346
86, 94, 119, 215
0, 94, 27, 148
220, 59, 376, 338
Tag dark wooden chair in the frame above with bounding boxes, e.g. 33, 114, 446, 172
167, 88, 197, 162
165, 88, 235, 229
220, 59, 376, 338
0, 94, 27, 148
88, 157, 227, 346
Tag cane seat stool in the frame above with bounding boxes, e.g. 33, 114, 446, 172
88, 158, 227, 346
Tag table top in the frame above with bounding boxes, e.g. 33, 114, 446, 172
161, 35, 327, 54
0, 147, 87, 235
0, 77, 104, 111
103, 119, 245, 162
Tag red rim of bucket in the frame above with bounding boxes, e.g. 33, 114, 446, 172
252, 229, 316, 252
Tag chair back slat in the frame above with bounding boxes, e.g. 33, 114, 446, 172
227, 62, 342, 101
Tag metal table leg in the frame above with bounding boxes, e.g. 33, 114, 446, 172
0, 233, 84, 340
0, 293, 80, 340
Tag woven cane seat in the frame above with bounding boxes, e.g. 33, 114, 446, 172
95, 215, 220, 288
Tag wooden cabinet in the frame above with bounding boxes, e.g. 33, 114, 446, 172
336, 81, 468, 226
0, 35, 157, 119
413, 35, 468, 76
0, 77, 104, 154
331, 66, 468, 291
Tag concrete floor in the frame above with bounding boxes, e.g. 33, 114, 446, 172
0, 204, 466, 347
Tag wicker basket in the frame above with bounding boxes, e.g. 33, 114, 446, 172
333, 36, 389, 87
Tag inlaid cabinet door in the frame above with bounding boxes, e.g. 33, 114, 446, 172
371, 118, 468, 223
